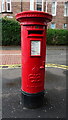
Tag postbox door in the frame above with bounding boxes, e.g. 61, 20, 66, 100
29, 38, 45, 85
26, 37, 46, 93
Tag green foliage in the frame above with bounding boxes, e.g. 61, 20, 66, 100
1, 18, 68, 46
2, 17, 21, 46
47, 29, 68, 45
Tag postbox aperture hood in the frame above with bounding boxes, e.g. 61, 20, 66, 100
15, 10, 52, 25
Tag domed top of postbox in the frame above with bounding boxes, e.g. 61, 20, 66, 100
16, 11, 52, 25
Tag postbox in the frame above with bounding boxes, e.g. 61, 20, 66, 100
16, 11, 52, 108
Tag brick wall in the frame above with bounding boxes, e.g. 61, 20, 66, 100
0, 0, 68, 29
47, 1, 67, 29
22, 2, 30, 11
0, 1, 30, 18
52, 2, 66, 29
12, 2, 21, 17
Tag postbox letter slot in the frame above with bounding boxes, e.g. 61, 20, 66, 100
28, 30, 43, 35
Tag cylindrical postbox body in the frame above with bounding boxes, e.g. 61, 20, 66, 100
16, 11, 52, 108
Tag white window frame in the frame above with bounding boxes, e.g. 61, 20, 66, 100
6, 0, 11, 12
52, 1, 57, 16
46, 1, 47, 12
42, 0, 44, 11
64, 2, 68, 16
0, 1, 1, 13
2, 0, 5, 12
30, 0, 34, 10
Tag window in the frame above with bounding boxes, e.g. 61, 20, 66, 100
1, 0, 11, 12
63, 23, 67, 29
51, 23, 56, 29
2, 0, 5, 12
36, 0, 42, 11
30, 0, 34, 10
64, 2, 68, 16
6, 0, 11, 12
52, 1, 57, 16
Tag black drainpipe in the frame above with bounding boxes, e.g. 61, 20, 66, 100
21, 0, 23, 12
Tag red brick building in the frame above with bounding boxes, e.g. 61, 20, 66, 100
0, 0, 68, 29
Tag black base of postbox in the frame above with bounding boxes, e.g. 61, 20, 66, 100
21, 90, 44, 108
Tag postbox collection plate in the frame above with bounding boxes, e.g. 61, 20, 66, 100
31, 40, 41, 56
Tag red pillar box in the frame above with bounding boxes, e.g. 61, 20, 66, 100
16, 11, 52, 108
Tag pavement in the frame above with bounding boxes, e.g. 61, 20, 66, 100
0, 45, 67, 65
0, 46, 68, 119
0, 46, 21, 65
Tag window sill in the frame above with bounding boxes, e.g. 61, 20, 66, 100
1, 11, 13, 14
52, 15, 56, 17
64, 15, 68, 17
63, 28, 67, 29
